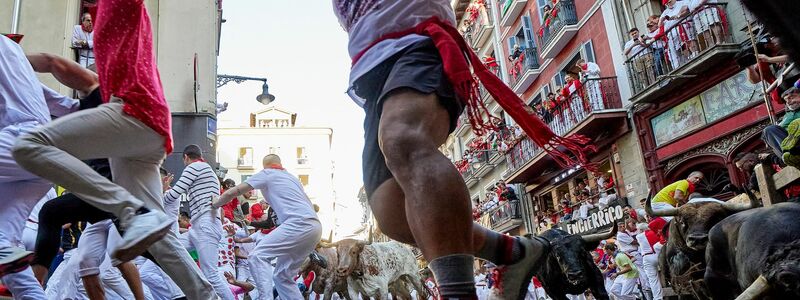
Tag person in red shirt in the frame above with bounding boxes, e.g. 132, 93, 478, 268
12, 0, 215, 297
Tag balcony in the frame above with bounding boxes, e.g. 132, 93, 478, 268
464, 5, 494, 48
503, 77, 629, 183
499, 0, 528, 27
488, 200, 523, 233
454, 114, 472, 136
626, 3, 739, 103
472, 150, 493, 178
538, 0, 579, 59
509, 47, 543, 93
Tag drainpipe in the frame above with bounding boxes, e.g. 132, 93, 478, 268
11, 0, 22, 33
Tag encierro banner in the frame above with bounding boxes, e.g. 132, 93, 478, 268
560, 204, 624, 235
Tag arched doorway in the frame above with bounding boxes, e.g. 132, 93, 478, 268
666, 155, 733, 199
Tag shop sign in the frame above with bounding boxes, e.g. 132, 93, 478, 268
560, 204, 624, 235
650, 71, 760, 146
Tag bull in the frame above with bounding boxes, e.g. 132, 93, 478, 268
704, 202, 800, 300
526, 226, 617, 300
331, 236, 425, 300
300, 246, 351, 300
645, 192, 757, 298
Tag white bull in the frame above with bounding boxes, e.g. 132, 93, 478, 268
332, 239, 425, 300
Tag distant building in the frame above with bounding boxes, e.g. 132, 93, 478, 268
217, 106, 337, 236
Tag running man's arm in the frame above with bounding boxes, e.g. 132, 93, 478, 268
213, 182, 254, 209
27, 53, 99, 96
164, 164, 200, 205
234, 236, 254, 244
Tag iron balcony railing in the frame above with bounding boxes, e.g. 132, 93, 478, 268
508, 47, 541, 88
504, 77, 621, 174
625, 3, 732, 95
537, 0, 578, 52
489, 200, 522, 228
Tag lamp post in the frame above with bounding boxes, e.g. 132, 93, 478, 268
216, 74, 275, 105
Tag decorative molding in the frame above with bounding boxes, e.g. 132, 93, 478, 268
664, 121, 769, 173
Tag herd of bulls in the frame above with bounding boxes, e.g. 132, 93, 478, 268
645, 191, 800, 300
299, 191, 800, 300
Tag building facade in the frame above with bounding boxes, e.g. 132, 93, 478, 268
216, 106, 338, 238
2, 0, 223, 172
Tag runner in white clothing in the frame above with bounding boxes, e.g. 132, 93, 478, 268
164, 144, 234, 300
215, 154, 322, 300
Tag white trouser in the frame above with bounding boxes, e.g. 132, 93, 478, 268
633, 254, 650, 291
611, 275, 639, 300
643, 253, 663, 300
21, 189, 56, 251
45, 249, 87, 299
0, 124, 53, 250
566, 293, 586, 300
0, 124, 52, 299
139, 258, 185, 300
77, 219, 121, 277
237, 259, 259, 299
100, 255, 135, 300
251, 218, 322, 300
649, 202, 675, 222
188, 212, 235, 300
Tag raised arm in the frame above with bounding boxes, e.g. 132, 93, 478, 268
27, 53, 99, 96
164, 165, 199, 206
213, 182, 254, 209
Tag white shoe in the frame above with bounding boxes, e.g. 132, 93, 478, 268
0, 246, 34, 277
113, 209, 173, 262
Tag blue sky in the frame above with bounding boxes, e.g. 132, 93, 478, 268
216, 1, 365, 225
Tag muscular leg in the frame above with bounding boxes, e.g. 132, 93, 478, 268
377, 89, 472, 259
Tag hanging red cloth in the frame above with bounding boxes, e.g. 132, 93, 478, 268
352, 17, 596, 169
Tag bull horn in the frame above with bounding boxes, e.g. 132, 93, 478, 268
734, 275, 770, 300
318, 241, 337, 248
644, 190, 679, 217
366, 224, 374, 245
581, 222, 618, 243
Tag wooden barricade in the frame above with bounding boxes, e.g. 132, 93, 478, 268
754, 164, 800, 206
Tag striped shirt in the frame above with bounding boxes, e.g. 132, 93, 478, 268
164, 161, 220, 220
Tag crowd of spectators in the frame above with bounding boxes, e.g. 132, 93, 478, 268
533, 174, 618, 233
472, 180, 520, 221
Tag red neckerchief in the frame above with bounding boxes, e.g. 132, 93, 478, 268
686, 181, 695, 195
261, 227, 274, 234
266, 164, 284, 170
351, 17, 596, 170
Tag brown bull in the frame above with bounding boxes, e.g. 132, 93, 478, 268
300, 246, 351, 300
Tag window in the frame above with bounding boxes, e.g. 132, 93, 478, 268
241, 175, 252, 183
238, 147, 253, 168
552, 72, 566, 88
296, 147, 308, 165
581, 40, 596, 63
299, 175, 310, 186
521, 14, 536, 49
535, 0, 549, 24
269, 147, 280, 155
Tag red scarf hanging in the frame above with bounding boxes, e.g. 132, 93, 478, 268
352, 17, 595, 169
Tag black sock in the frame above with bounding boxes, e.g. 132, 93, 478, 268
476, 231, 523, 265
136, 206, 150, 215
428, 254, 478, 299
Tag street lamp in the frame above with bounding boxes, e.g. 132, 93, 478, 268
216, 74, 276, 105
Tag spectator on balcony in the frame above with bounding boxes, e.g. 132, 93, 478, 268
577, 59, 604, 111
659, 0, 695, 68
508, 44, 523, 62
624, 28, 649, 59
689, 0, 725, 48
576, 192, 595, 220
72, 12, 95, 68
534, 101, 554, 124
559, 198, 573, 222
625, 28, 651, 90
644, 15, 668, 78
561, 74, 585, 129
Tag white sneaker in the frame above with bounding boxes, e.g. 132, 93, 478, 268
113, 209, 173, 262
0, 246, 34, 277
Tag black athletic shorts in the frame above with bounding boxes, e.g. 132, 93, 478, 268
352, 38, 464, 198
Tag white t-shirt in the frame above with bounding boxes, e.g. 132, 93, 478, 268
246, 169, 318, 224
624, 39, 648, 58
0, 36, 51, 127
333, 0, 455, 106
616, 231, 639, 255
